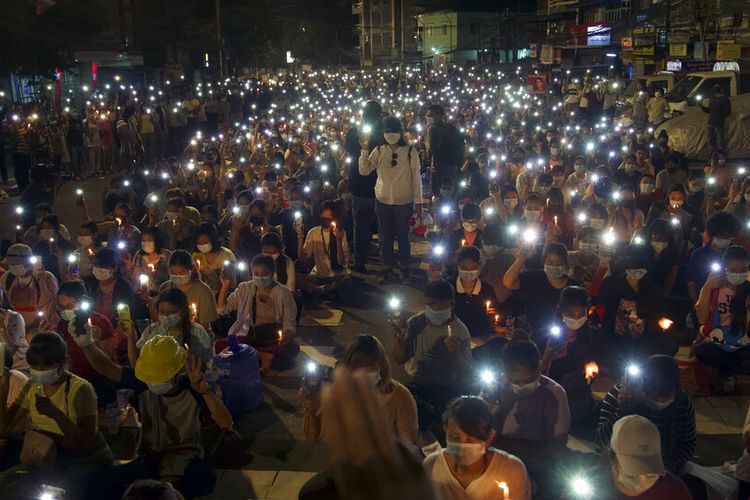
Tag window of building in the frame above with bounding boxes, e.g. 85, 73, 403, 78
442, 24, 448, 36
470, 23, 480, 34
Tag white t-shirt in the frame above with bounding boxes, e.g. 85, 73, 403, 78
424, 448, 531, 500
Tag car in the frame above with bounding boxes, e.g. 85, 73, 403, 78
656, 93, 750, 160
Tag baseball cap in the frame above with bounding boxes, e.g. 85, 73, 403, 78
2, 244, 32, 266
610, 415, 665, 476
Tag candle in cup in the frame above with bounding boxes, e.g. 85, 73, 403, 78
584, 361, 599, 383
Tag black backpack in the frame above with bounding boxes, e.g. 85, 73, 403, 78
442, 123, 465, 167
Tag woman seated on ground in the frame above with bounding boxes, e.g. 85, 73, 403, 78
260, 232, 296, 291
131, 287, 215, 379
77, 335, 232, 499
217, 254, 299, 373
0, 332, 113, 500
192, 222, 236, 298
424, 396, 531, 500
158, 250, 218, 329
130, 227, 172, 295
301, 334, 418, 445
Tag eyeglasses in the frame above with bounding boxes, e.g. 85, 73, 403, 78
391, 153, 398, 167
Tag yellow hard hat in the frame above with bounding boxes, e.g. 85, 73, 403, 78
135, 336, 187, 384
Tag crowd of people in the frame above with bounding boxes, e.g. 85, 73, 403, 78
0, 64, 746, 499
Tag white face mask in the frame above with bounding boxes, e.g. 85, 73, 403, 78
616, 463, 660, 493
197, 243, 213, 254
627, 268, 648, 280
462, 222, 478, 233
164, 211, 179, 221
147, 381, 174, 395
92, 266, 113, 281
445, 441, 486, 466
563, 315, 587, 330
482, 245, 500, 259
640, 183, 654, 194
714, 238, 732, 249
10, 264, 28, 277
384, 132, 401, 145
524, 209, 541, 220
511, 378, 541, 397
579, 242, 598, 255
504, 199, 518, 209
170, 273, 191, 286
458, 269, 480, 281
544, 265, 566, 279
141, 241, 156, 254
78, 235, 93, 248
669, 199, 683, 208
29, 367, 63, 386
727, 272, 747, 286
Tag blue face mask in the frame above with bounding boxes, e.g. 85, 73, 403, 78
425, 305, 452, 325
158, 313, 181, 329
252, 276, 273, 289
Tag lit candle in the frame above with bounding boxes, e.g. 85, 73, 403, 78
115, 217, 122, 227
277, 329, 283, 343
494, 314, 500, 326
497, 481, 510, 500
658, 317, 674, 331
87, 248, 94, 257
485, 300, 491, 313
191, 303, 198, 321
553, 215, 558, 226
584, 361, 599, 383
461, 239, 466, 246
87, 318, 93, 328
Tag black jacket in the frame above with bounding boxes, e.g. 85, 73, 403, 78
345, 125, 383, 198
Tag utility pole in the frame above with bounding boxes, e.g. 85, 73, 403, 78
400, 0, 405, 62
215, 0, 224, 78
664, 0, 671, 70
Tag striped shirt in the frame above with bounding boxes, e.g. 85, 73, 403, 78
596, 383, 696, 474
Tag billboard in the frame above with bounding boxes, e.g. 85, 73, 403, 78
587, 25, 611, 46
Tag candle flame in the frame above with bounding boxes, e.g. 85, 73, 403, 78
658, 317, 673, 331
584, 361, 599, 382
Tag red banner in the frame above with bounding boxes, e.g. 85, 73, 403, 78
527, 74, 549, 94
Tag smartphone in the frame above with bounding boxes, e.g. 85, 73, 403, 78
74, 307, 92, 336
117, 303, 132, 332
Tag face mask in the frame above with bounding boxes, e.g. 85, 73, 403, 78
78, 235, 93, 247
651, 241, 668, 253
159, 313, 181, 329
250, 216, 265, 226
440, 189, 453, 198
645, 398, 674, 411
236, 204, 250, 216
170, 273, 191, 286
511, 378, 541, 397
574, 163, 585, 173
525, 209, 541, 220
714, 238, 732, 249
445, 441, 486, 466
640, 184, 654, 194
626, 268, 648, 280
458, 269, 480, 281
589, 218, 605, 230
504, 199, 518, 209
59, 309, 76, 321
197, 243, 213, 254
579, 242, 598, 255
550, 148, 559, 156
368, 371, 381, 387
424, 305, 452, 325
10, 264, 28, 277
141, 241, 156, 254
617, 468, 660, 493
252, 275, 273, 288
689, 182, 703, 193
40, 229, 55, 240
669, 199, 683, 208
29, 367, 62, 386
727, 272, 747, 286
164, 211, 179, 221
291, 200, 305, 210
462, 222, 478, 233
544, 265, 566, 279
147, 381, 174, 395
535, 186, 550, 195
624, 164, 635, 173
482, 245, 500, 259
563, 315, 587, 330
92, 266, 114, 281
384, 132, 401, 145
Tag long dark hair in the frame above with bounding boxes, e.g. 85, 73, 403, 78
156, 287, 192, 347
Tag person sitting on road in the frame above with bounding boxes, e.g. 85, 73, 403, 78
393, 279, 473, 429
424, 396, 531, 500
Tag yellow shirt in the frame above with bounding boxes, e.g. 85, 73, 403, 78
22, 373, 98, 436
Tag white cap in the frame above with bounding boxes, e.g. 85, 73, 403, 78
610, 415, 665, 476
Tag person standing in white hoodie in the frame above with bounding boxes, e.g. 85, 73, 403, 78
359, 116, 422, 285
